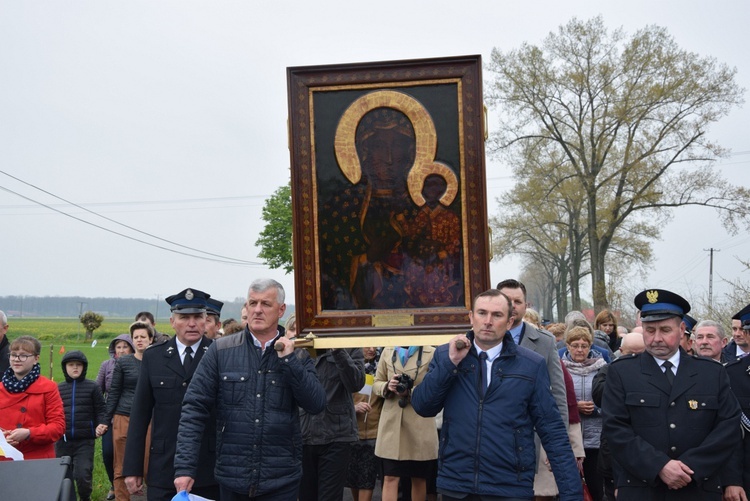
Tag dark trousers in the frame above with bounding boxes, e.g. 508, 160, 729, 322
603, 476, 615, 501
583, 448, 604, 501
441, 495, 531, 501
299, 442, 351, 501
148, 483, 221, 501
56, 438, 96, 500
616, 484, 721, 501
101, 426, 115, 485
220, 481, 298, 501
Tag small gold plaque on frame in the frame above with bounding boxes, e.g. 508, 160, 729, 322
371, 314, 415, 328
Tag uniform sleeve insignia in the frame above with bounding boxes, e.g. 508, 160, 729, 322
646, 290, 659, 303
688, 399, 698, 410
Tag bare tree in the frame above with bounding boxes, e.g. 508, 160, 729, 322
487, 16, 748, 310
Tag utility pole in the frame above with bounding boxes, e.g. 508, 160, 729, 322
703, 248, 720, 310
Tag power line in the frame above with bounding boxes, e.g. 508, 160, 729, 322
3, 203, 265, 217
0, 169, 261, 265
0, 183, 264, 266
0, 194, 268, 211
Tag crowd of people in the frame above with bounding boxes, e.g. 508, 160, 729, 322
0, 280, 749, 501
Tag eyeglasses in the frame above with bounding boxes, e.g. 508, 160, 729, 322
568, 344, 590, 351
9, 353, 35, 361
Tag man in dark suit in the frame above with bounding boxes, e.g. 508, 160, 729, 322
496, 279, 567, 422
123, 288, 218, 501
723, 320, 750, 501
496, 279, 569, 496
602, 289, 740, 501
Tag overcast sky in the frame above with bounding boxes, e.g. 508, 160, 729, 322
1, 0, 748, 315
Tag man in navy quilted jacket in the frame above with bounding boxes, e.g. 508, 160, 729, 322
412, 288, 581, 500
174, 279, 326, 501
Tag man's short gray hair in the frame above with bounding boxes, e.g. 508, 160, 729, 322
694, 319, 727, 339
564, 311, 587, 329
248, 279, 285, 304
0, 310, 7, 326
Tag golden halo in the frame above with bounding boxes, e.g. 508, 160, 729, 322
333, 90, 457, 207
410, 161, 458, 207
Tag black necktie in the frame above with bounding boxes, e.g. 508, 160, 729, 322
478, 352, 488, 398
662, 360, 675, 386
183, 346, 194, 374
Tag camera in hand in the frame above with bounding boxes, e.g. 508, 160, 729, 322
395, 373, 414, 394
394, 373, 414, 408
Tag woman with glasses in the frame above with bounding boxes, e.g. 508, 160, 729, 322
0, 335, 65, 460
561, 326, 608, 501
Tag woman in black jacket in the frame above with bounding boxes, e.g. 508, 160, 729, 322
105, 322, 153, 500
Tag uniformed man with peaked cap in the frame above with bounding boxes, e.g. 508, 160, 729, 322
722, 303, 750, 501
681, 313, 697, 355
725, 304, 750, 361
602, 289, 740, 501
723, 333, 750, 500
123, 288, 219, 500
680, 314, 698, 355
736, 304, 750, 332
205, 297, 224, 339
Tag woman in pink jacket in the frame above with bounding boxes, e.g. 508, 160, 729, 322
0, 335, 65, 460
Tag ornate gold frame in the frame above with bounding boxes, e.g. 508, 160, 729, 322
287, 55, 489, 344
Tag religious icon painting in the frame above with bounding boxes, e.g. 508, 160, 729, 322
287, 55, 490, 342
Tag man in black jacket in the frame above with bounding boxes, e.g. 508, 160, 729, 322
124, 288, 219, 501
0, 310, 10, 374
602, 289, 740, 501
298, 346, 365, 501
723, 346, 750, 500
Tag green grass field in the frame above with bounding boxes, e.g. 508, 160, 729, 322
8, 318, 148, 500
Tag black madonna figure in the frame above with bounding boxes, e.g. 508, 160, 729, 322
319, 90, 462, 311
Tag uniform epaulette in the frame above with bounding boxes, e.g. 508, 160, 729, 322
690, 354, 722, 364
724, 356, 747, 368
611, 353, 640, 364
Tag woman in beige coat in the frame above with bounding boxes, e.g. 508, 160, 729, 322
373, 345, 438, 501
